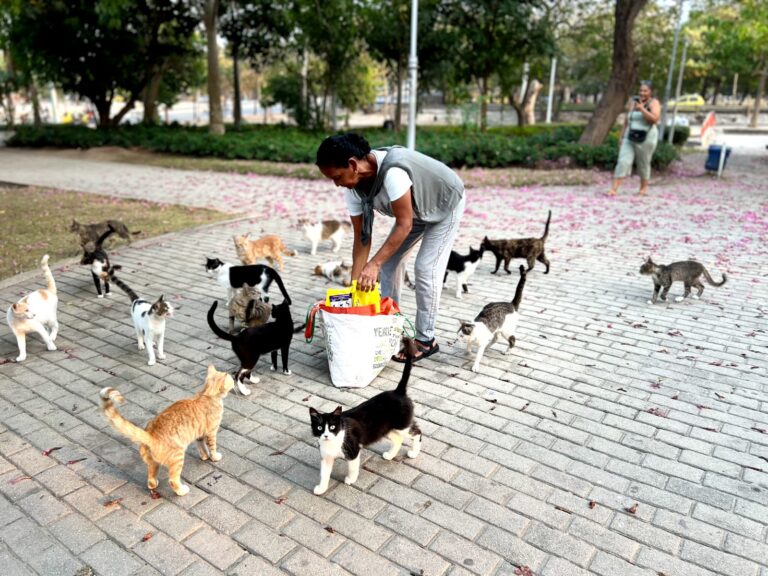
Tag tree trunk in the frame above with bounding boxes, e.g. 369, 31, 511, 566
94, 97, 112, 128
395, 58, 403, 131
112, 98, 137, 126
579, 0, 649, 145
29, 82, 42, 126
232, 42, 242, 129
203, 0, 225, 135
5, 45, 15, 127
480, 75, 489, 131
751, 57, 767, 128
712, 78, 722, 106
142, 71, 162, 124
523, 79, 542, 125
330, 82, 338, 131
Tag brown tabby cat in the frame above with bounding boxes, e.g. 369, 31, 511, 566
70, 219, 138, 245
639, 257, 727, 304
99, 365, 234, 496
233, 233, 297, 271
480, 210, 551, 274
228, 286, 272, 332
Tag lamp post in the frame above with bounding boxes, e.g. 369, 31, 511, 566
659, 0, 685, 137
668, 38, 689, 144
406, 0, 419, 150
546, 57, 557, 124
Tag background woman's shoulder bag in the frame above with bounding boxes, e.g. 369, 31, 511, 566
628, 100, 652, 143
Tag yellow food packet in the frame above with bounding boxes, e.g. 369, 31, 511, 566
352, 281, 381, 312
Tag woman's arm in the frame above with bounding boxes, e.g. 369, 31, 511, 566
350, 214, 370, 282
356, 190, 414, 291
637, 98, 661, 125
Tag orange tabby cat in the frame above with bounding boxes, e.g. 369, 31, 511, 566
233, 233, 296, 271
99, 365, 234, 496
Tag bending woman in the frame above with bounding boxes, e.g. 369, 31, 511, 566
316, 133, 465, 363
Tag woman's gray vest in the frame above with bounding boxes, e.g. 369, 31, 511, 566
353, 146, 464, 245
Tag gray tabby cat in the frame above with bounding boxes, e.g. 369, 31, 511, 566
639, 257, 727, 304
457, 265, 527, 372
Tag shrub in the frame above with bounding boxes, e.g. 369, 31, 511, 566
7, 122, 679, 171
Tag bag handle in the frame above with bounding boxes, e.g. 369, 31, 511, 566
396, 313, 417, 338
305, 302, 323, 343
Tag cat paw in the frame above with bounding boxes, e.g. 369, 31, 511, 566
313, 484, 328, 495
248, 374, 260, 384
210, 452, 222, 462
147, 358, 156, 366
407, 449, 420, 458
471, 365, 480, 373
174, 484, 190, 497
270, 365, 276, 371
97, 294, 104, 299
147, 479, 159, 490
237, 381, 252, 395
382, 450, 397, 461
283, 369, 292, 376
46, 343, 57, 351
692, 294, 699, 300
157, 353, 166, 360
675, 296, 685, 303
647, 300, 654, 305
344, 475, 358, 485
138, 343, 145, 350
15, 354, 26, 362
105, 292, 112, 297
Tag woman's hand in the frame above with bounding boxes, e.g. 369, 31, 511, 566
357, 260, 381, 292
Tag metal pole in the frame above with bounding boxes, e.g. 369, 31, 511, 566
668, 38, 689, 144
546, 57, 557, 124
49, 84, 59, 124
406, 0, 419, 150
717, 144, 727, 178
659, 0, 684, 140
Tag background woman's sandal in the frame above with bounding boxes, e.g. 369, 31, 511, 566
392, 339, 439, 363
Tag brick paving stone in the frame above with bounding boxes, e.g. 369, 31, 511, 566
183, 526, 246, 570
25, 543, 85, 576
2, 150, 768, 576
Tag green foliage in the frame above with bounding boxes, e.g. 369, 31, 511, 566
7, 123, 679, 171
660, 125, 690, 146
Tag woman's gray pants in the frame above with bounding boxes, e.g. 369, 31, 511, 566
380, 195, 466, 343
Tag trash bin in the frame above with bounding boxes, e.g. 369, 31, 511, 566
705, 145, 732, 172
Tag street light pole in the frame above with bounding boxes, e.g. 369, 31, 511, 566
659, 0, 685, 138
546, 57, 557, 124
406, 0, 419, 150
668, 38, 689, 144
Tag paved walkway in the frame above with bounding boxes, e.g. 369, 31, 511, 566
1, 147, 767, 576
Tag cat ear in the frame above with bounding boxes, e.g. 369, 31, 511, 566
332, 406, 343, 416
206, 364, 216, 377
158, 294, 165, 301
309, 407, 319, 416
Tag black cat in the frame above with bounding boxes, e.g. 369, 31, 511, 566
205, 257, 291, 306
207, 299, 295, 395
443, 247, 484, 298
80, 225, 117, 298
309, 339, 422, 495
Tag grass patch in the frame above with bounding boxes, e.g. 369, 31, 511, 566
0, 186, 232, 280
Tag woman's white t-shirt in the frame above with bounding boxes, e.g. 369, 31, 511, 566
344, 150, 413, 217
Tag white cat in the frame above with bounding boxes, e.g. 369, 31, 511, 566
6, 255, 59, 362
457, 266, 526, 372
313, 260, 352, 286
299, 219, 351, 256
109, 270, 173, 366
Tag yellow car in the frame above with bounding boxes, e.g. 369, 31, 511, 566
667, 94, 705, 111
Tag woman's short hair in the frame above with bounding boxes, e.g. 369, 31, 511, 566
316, 133, 372, 168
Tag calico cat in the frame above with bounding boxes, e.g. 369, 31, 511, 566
80, 225, 117, 298
108, 269, 173, 365
233, 233, 296, 271
205, 257, 292, 307
100, 365, 234, 496
480, 210, 551, 274
309, 338, 422, 496
313, 260, 352, 286
639, 257, 727, 304
207, 299, 296, 395
458, 265, 527, 372
299, 218, 352, 255
6, 254, 59, 362
443, 247, 483, 298
70, 218, 138, 245
228, 286, 272, 333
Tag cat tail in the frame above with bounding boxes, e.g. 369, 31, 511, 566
95, 224, 116, 248
702, 267, 727, 287
404, 271, 416, 290
269, 269, 292, 306
512, 265, 527, 310
40, 254, 57, 294
395, 338, 417, 395
208, 301, 235, 342
108, 269, 141, 302
99, 387, 153, 446
541, 210, 552, 240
